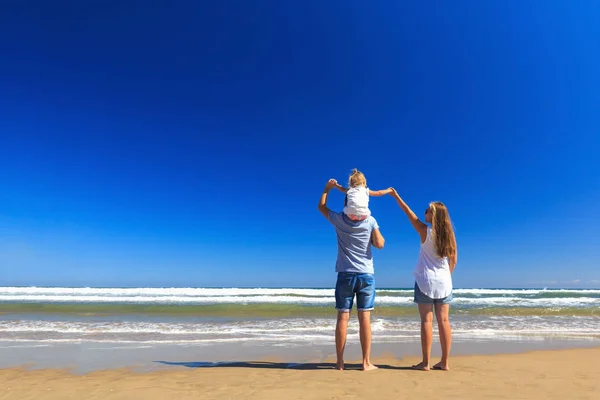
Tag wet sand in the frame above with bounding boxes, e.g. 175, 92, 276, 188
1, 347, 599, 399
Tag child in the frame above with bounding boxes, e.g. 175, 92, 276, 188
334, 169, 392, 220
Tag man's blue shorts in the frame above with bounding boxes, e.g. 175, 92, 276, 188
335, 272, 376, 312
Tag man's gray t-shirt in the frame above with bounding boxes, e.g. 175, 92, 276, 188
327, 211, 380, 274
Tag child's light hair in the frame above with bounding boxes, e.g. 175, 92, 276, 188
348, 168, 367, 188
429, 202, 457, 259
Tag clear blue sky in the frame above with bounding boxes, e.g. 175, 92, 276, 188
1, 1, 599, 288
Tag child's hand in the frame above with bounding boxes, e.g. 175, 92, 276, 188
388, 187, 398, 196
325, 179, 338, 190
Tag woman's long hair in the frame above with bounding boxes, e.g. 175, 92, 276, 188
429, 202, 456, 259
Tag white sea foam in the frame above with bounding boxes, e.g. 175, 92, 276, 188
1, 315, 599, 345
2, 286, 599, 299
451, 297, 600, 306
2, 317, 599, 336
453, 288, 600, 295
0, 287, 336, 297
0, 294, 336, 303
0, 320, 337, 335
2, 286, 599, 349
1, 287, 599, 311
1, 294, 598, 307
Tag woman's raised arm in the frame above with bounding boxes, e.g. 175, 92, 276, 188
389, 188, 428, 243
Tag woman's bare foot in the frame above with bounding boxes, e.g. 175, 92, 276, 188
336, 361, 344, 370
432, 362, 449, 371
362, 362, 378, 371
410, 361, 430, 371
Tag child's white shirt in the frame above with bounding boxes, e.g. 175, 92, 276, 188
343, 186, 370, 217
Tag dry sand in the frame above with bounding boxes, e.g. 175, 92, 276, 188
1, 347, 599, 400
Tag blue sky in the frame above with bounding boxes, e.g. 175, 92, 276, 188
1, 1, 599, 288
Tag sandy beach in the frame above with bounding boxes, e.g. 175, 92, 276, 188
2, 347, 599, 400
3, 288, 600, 399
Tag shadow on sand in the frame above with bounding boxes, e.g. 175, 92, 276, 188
155, 360, 413, 371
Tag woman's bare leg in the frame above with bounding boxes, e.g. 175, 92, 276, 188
413, 304, 434, 370
433, 303, 451, 370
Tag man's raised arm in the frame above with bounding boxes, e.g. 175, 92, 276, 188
318, 179, 338, 220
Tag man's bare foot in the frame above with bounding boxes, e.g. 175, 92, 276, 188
432, 362, 449, 371
362, 363, 378, 371
336, 362, 344, 370
410, 361, 430, 371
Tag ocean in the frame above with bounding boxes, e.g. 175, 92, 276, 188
1, 286, 600, 348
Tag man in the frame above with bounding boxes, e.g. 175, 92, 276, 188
318, 178, 385, 371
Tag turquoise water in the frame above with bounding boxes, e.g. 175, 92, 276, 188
1, 286, 599, 316
1, 287, 599, 345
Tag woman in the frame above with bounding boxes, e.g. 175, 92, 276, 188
390, 188, 457, 371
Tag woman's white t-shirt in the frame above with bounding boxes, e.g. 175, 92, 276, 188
413, 227, 452, 299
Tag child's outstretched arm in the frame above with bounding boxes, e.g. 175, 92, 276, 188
334, 182, 349, 194
369, 188, 393, 197
389, 188, 428, 242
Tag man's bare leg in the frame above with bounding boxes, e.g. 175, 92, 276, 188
413, 304, 434, 371
335, 311, 350, 370
433, 303, 451, 371
357, 310, 378, 371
